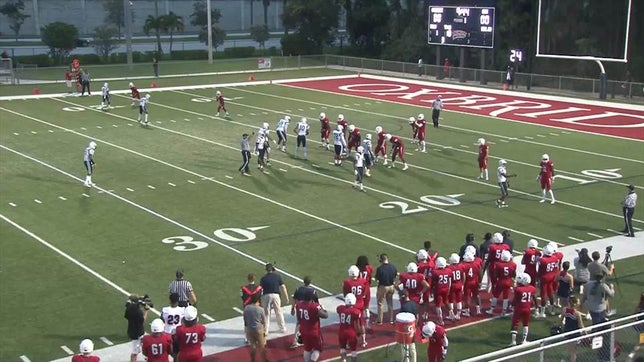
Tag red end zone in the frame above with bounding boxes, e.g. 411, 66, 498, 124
280, 74, 644, 141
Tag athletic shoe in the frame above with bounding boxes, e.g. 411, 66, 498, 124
539, 199, 546, 203
550, 199, 556, 204
496, 200, 501, 208
215, 112, 219, 117
403, 164, 409, 170
289, 342, 302, 349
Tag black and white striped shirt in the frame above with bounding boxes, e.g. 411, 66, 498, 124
168, 279, 193, 304
623, 192, 637, 208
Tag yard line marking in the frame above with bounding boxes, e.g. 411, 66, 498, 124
58, 196, 67, 201
147, 185, 156, 189
536, 134, 546, 138
9, 202, 16, 207
225, 175, 233, 179
187, 180, 196, 184
81, 193, 90, 197
34, 199, 42, 204
0, 214, 162, 317
232, 307, 244, 314
567, 236, 584, 242
126, 187, 134, 192
587, 232, 603, 238
0, 145, 335, 296
168, 182, 176, 187
279, 168, 288, 172
201, 313, 216, 322
60, 346, 74, 355
19, 356, 30, 362
164, 93, 643, 222
100, 336, 114, 346
606, 228, 622, 235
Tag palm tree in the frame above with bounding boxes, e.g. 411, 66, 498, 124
143, 15, 164, 54
161, 11, 184, 53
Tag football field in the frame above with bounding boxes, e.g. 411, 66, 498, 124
1, 66, 643, 361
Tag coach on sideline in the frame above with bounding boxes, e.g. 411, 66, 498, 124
622, 184, 637, 237
260, 263, 289, 334
169, 269, 197, 307
375, 254, 398, 325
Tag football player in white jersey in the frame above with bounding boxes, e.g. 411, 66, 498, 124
275, 116, 291, 152
293, 117, 310, 160
496, 159, 516, 208
138, 94, 151, 127
161, 293, 185, 360
256, 130, 269, 173
255, 122, 271, 163
83, 141, 97, 187
353, 146, 366, 192
100, 82, 111, 110
362, 134, 375, 177
333, 125, 347, 166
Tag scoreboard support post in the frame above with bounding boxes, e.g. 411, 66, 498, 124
436, 48, 443, 80
459, 48, 466, 83
479, 49, 487, 85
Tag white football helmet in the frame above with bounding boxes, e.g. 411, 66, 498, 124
348, 265, 360, 278
516, 273, 531, 285
128, 82, 134, 88
548, 241, 558, 253
145, 93, 151, 100
407, 262, 418, 273
375, 126, 383, 133
79, 339, 94, 354
366, 133, 372, 140
216, 91, 222, 96
463, 252, 475, 262
184, 306, 198, 321
262, 122, 269, 129
285, 115, 291, 122
542, 154, 549, 161
422, 321, 436, 338
493, 232, 504, 244
409, 116, 416, 123
385, 133, 392, 141
345, 292, 357, 306
527, 239, 538, 248
449, 253, 460, 265
337, 124, 344, 131
338, 114, 345, 121
500, 250, 512, 262
89, 141, 97, 149
478, 138, 486, 145
542, 244, 554, 256
301, 117, 307, 124
435, 257, 447, 269
418, 113, 425, 120
348, 124, 355, 132
150, 318, 165, 333
319, 112, 326, 120
103, 82, 108, 88
499, 159, 507, 166
357, 146, 364, 153
465, 245, 477, 256
417, 249, 429, 261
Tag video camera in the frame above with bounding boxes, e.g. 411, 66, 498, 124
606, 245, 613, 254
126, 294, 154, 310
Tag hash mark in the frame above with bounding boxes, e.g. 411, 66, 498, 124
9, 202, 17, 207
586, 232, 603, 238
96, 126, 102, 129
112, 124, 118, 127
13, 132, 19, 135
201, 313, 215, 321
48, 129, 55, 132
126, 188, 134, 192
536, 134, 546, 138
168, 182, 176, 187
524, 136, 534, 139
58, 196, 67, 201
187, 180, 196, 184
549, 133, 560, 136
249, 112, 256, 116
31, 131, 37, 134
100, 336, 114, 345
232, 307, 244, 314
225, 175, 233, 179
60, 345, 74, 355
147, 185, 156, 189
567, 236, 584, 242
80, 127, 87, 130
34, 199, 42, 204
81, 193, 90, 198
19, 356, 31, 362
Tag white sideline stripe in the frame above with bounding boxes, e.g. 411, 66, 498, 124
201, 313, 215, 322
175, 89, 643, 224
99, 336, 114, 346
0, 144, 334, 297
567, 236, 584, 242
60, 346, 74, 355
232, 307, 244, 314
232, 84, 644, 188
0, 213, 162, 318
19, 355, 30, 362
587, 232, 603, 238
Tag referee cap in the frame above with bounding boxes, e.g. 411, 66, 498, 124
627, 184, 635, 191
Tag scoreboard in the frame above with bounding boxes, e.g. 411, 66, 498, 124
428, 6, 495, 48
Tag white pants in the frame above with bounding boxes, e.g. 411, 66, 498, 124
262, 293, 286, 332
400, 343, 417, 362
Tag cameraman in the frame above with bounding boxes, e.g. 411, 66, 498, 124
124, 294, 149, 362
587, 250, 614, 279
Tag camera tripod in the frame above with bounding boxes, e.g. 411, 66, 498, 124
602, 252, 622, 297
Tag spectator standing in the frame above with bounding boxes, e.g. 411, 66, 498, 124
581, 273, 615, 326
80, 69, 91, 96
153, 57, 159, 77
561, 296, 585, 362
239, 133, 252, 176
443, 58, 451, 79
458, 233, 479, 259
260, 263, 289, 334
375, 254, 398, 325
418, 57, 423, 77
431, 95, 443, 128
168, 269, 197, 307
244, 293, 268, 362
622, 184, 637, 237
72, 339, 100, 362
573, 248, 591, 293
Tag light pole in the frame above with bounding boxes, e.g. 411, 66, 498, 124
124, 0, 133, 70
207, 0, 213, 64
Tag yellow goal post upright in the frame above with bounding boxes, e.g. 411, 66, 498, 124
535, 0, 633, 99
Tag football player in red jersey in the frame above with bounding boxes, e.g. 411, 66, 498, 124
374, 126, 388, 165
142, 319, 173, 362
447, 254, 465, 320
537, 244, 559, 318
461, 249, 483, 316
397, 262, 429, 310
337, 293, 364, 362
416, 249, 434, 322
355, 255, 374, 332
72, 339, 100, 362
511, 273, 537, 346
343, 265, 368, 345
415, 114, 428, 152
487, 250, 517, 316
175, 306, 206, 362
477, 138, 489, 180
431, 257, 451, 325
347, 124, 362, 152
319, 112, 331, 150
297, 292, 329, 362
484, 232, 510, 292
408, 116, 419, 144
538, 154, 556, 204
548, 242, 564, 303
422, 322, 449, 362
385, 134, 409, 170
522, 239, 541, 287
215, 90, 229, 117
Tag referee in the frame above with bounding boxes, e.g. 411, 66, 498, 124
239, 133, 251, 176
168, 269, 197, 307
622, 184, 637, 237
431, 95, 443, 128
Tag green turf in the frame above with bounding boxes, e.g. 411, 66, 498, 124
1, 68, 643, 361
